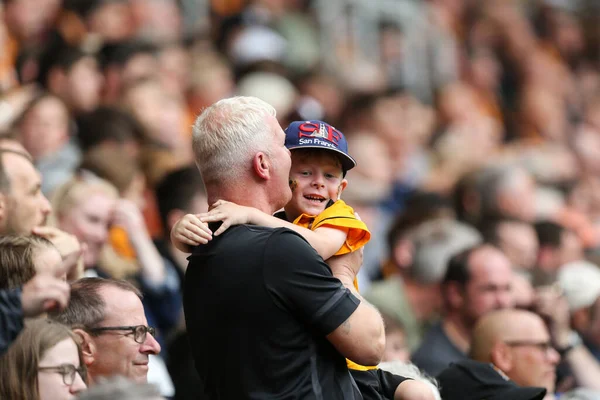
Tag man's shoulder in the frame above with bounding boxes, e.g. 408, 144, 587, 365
413, 322, 461, 358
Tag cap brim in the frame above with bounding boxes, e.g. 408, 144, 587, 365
287, 145, 356, 172
491, 386, 546, 400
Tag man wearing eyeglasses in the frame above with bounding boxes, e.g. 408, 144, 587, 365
49, 277, 161, 384
470, 309, 560, 399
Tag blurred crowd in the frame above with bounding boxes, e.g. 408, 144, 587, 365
2, 0, 600, 398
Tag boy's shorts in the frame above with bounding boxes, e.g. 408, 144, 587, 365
350, 368, 411, 399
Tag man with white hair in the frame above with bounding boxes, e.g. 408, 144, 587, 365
185, 96, 386, 398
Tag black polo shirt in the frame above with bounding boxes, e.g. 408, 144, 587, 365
184, 225, 362, 399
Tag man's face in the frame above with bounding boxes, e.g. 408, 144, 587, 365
66, 57, 102, 113
266, 116, 292, 211
58, 193, 115, 267
503, 315, 560, 393
461, 248, 515, 325
497, 222, 539, 270
88, 286, 161, 383
1, 153, 52, 234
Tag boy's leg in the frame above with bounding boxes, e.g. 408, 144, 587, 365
350, 368, 411, 400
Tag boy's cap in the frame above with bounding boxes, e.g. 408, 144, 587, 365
437, 360, 546, 400
285, 120, 356, 172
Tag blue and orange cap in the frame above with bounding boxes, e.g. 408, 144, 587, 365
284, 120, 356, 173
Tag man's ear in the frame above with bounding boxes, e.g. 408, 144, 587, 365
74, 328, 96, 367
491, 341, 513, 373
445, 282, 466, 310
252, 152, 270, 180
336, 179, 348, 200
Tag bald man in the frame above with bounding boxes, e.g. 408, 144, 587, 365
470, 309, 560, 398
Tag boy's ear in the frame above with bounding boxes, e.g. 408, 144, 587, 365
336, 179, 348, 199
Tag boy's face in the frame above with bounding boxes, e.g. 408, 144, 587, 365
286, 151, 347, 219
382, 329, 409, 363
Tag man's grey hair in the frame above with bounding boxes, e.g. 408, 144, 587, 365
192, 96, 277, 185
378, 361, 441, 400
76, 376, 163, 400
49, 278, 142, 330
409, 219, 483, 284
478, 163, 530, 218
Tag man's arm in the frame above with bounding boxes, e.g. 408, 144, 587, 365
326, 249, 386, 366
264, 230, 385, 366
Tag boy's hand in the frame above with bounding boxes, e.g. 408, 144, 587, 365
171, 214, 213, 249
198, 200, 254, 236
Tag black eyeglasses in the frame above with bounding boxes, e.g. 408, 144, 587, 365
87, 325, 156, 344
504, 340, 554, 354
38, 364, 85, 385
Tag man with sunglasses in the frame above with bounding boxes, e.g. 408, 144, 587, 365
49, 277, 161, 384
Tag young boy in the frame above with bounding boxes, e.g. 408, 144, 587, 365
172, 120, 434, 400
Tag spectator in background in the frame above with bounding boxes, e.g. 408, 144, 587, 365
154, 165, 207, 282
76, 376, 163, 400
534, 221, 583, 286
0, 271, 70, 354
75, 106, 145, 160
50, 174, 118, 276
99, 40, 158, 104
15, 92, 80, 195
0, 319, 87, 400
366, 219, 481, 351
49, 278, 161, 385
381, 315, 411, 363
559, 261, 600, 363
412, 244, 514, 376
36, 36, 103, 115
0, 147, 52, 235
0, 235, 63, 289
61, 0, 135, 44
436, 359, 546, 400
479, 218, 539, 272
470, 309, 560, 398
477, 164, 538, 224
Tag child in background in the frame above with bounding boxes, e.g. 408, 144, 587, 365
173, 120, 435, 400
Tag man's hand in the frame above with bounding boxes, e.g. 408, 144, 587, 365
21, 273, 70, 316
32, 226, 84, 281
533, 284, 571, 346
327, 248, 364, 288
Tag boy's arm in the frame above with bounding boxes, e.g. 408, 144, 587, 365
200, 200, 347, 260
170, 214, 214, 253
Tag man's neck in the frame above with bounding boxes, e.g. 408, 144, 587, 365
207, 183, 277, 216
442, 314, 472, 354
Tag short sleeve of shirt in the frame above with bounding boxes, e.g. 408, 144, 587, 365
263, 229, 360, 336
296, 200, 371, 256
